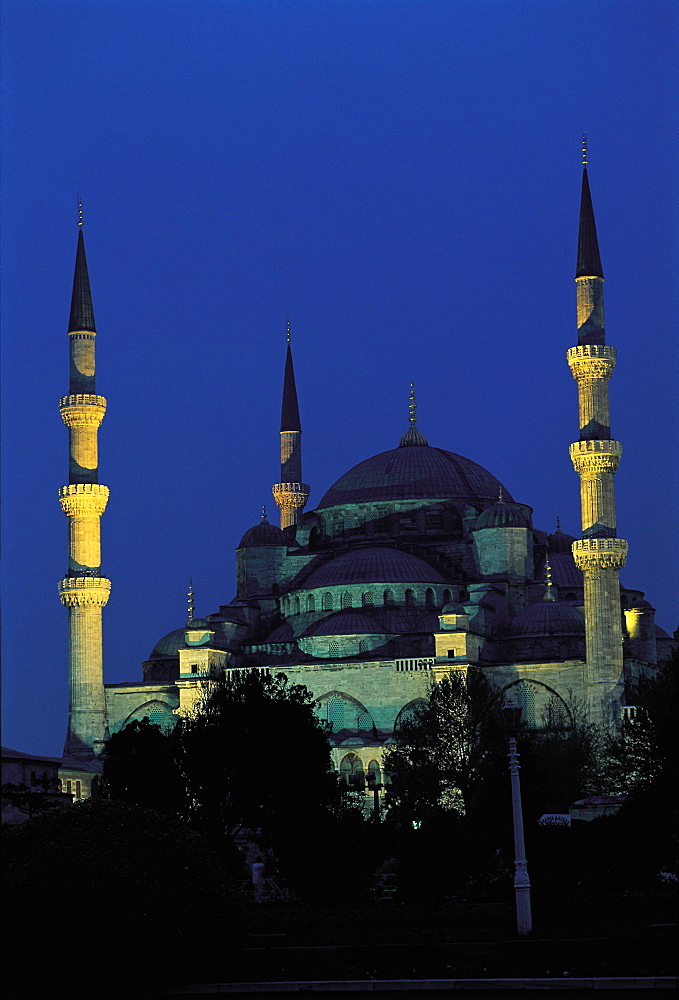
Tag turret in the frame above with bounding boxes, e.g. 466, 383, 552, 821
567, 141, 627, 722
272, 318, 310, 528
59, 203, 110, 765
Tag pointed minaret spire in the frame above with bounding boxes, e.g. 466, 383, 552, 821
567, 146, 627, 722
280, 317, 301, 434
399, 381, 428, 447
272, 317, 309, 529
68, 200, 97, 339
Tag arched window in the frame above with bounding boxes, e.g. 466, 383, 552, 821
383, 588, 394, 606
341, 591, 353, 609
323, 592, 333, 611
294, 596, 300, 614
443, 589, 452, 605
329, 639, 340, 656
328, 697, 344, 730
368, 760, 382, 785
395, 699, 428, 732
425, 588, 435, 609
359, 639, 369, 654
357, 711, 373, 733
362, 591, 374, 607
405, 589, 415, 608
306, 593, 316, 612
340, 752, 365, 787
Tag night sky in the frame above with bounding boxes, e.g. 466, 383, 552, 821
2, 1, 677, 757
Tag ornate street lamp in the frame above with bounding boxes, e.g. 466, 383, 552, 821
502, 700, 532, 935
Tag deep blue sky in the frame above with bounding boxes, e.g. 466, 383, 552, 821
2, 0, 677, 757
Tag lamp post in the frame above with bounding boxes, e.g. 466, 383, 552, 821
502, 700, 532, 935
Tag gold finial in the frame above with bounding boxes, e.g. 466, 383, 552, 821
408, 382, 417, 424
77, 196, 83, 227
556, 515, 562, 532
286, 315, 291, 343
544, 556, 556, 601
261, 505, 268, 522
498, 487, 505, 503
187, 579, 195, 623
581, 133, 588, 166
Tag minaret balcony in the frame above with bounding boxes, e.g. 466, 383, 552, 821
58, 576, 111, 607
272, 482, 310, 505
572, 538, 628, 572
567, 345, 616, 383
569, 439, 622, 475
60, 394, 107, 428
58, 483, 109, 517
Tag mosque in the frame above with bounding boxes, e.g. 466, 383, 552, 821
58, 156, 676, 796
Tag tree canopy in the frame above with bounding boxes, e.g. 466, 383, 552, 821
384, 667, 506, 825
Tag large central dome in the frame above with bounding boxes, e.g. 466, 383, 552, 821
318, 444, 512, 508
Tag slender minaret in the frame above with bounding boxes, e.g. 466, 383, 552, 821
567, 139, 627, 721
58, 202, 111, 762
272, 317, 309, 528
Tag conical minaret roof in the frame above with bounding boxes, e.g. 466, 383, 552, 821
68, 209, 97, 332
576, 165, 603, 279
280, 320, 301, 431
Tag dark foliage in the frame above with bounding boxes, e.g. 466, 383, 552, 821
99, 670, 375, 898
3, 798, 241, 988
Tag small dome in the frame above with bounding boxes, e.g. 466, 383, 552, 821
238, 521, 287, 548
476, 501, 529, 529
149, 628, 187, 659
508, 602, 585, 636
654, 624, 671, 639
304, 610, 383, 637
185, 618, 210, 630
441, 601, 467, 615
302, 547, 447, 589
549, 527, 577, 552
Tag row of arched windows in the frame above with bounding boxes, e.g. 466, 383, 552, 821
282, 587, 453, 616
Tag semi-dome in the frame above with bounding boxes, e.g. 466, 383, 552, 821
507, 602, 585, 636
318, 445, 513, 508
476, 501, 529, 529
304, 610, 383, 637
301, 547, 447, 589
238, 520, 287, 547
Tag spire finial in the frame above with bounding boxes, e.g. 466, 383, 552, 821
498, 487, 505, 503
543, 557, 556, 602
77, 195, 83, 227
556, 515, 562, 532
581, 133, 588, 167
187, 579, 195, 623
408, 382, 417, 424
286, 314, 291, 343
261, 505, 268, 522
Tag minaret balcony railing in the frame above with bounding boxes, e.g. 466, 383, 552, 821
60, 394, 107, 408
572, 538, 628, 571
60, 394, 107, 429
567, 345, 616, 383
58, 575, 111, 607
272, 482, 310, 504
569, 439, 622, 475
58, 483, 109, 517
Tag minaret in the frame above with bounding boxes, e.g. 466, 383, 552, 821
272, 317, 309, 529
567, 140, 627, 721
58, 203, 111, 762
